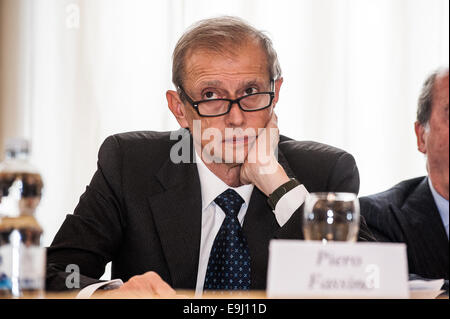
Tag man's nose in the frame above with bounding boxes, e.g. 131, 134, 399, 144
225, 101, 245, 127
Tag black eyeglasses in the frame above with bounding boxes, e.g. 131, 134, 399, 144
178, 80, 275, 117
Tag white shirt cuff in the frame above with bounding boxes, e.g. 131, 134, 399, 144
76, 279, 124, 299
273, 184, 309, 227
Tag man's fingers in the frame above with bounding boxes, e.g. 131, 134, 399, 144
142, 271, 176, 296
267, 110, 278, 129
124, 275, 148, 291
240, 168, 250, 185
109, 271, 176, 298
272, 111, 278, 124
144, 271, 176, 297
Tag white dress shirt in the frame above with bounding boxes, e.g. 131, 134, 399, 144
193, 150, 308, 294
77, 150, 309, 298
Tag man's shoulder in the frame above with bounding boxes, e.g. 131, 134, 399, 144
360, 176, 427, 213
279, 136, 351, 159
278, 136, 359, 193
98, 129, 189, 171
109, 130, 180, 148
102, 129, 188, 153
278, 136, 357, 176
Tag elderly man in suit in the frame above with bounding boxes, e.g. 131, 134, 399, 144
46, 16, 374, 297
360, 68, 449, 280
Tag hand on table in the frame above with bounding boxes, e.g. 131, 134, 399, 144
97, 271, 181, 299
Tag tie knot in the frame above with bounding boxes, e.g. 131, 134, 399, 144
214, 189, 244, 217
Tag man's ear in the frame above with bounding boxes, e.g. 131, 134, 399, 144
414, 121, 428, 154
272, 77, 283, 108
166, 90, 189, 128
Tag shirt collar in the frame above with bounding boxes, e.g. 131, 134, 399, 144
194, 149, 254, 211
427, 177, 449, 231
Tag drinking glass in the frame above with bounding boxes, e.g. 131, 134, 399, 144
303, 192, 360, 243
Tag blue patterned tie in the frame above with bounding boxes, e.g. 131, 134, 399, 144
203, 189, 251, 291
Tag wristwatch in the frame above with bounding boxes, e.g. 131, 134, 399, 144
267, 178, 300, 210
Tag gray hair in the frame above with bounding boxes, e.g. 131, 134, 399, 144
417, 67, 449, 125
172, 16, 282, 90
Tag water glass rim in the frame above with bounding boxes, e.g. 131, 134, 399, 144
307, 192, 357, 202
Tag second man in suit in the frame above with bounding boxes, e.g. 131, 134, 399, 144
360, 68, 449, 280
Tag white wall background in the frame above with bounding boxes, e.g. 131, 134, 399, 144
0, 0, 448, 256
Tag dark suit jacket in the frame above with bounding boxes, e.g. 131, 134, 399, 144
360, 177, 449, 280
46, 129, 375, 291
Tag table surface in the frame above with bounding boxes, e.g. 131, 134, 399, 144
1, 289, 447, 299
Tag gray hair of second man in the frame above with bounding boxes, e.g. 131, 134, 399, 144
417, 67, 449, 126
171, 16, 282, 92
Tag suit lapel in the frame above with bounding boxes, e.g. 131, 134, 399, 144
147, 134, 202, 289
391, 177, 449, 277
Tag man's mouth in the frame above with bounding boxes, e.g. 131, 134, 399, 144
223, 136, 256, 145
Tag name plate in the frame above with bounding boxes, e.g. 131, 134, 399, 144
267, 240, 409, 298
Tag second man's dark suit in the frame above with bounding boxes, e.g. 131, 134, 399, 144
46, 129, 375, 291
360, 177, 449, 280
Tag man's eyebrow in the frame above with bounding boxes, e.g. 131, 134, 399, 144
198, 79, 265, 87
199, 80, 223, 87
241, 79, 260, 86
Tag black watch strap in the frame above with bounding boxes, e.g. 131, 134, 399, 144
267, 178, 300, 210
